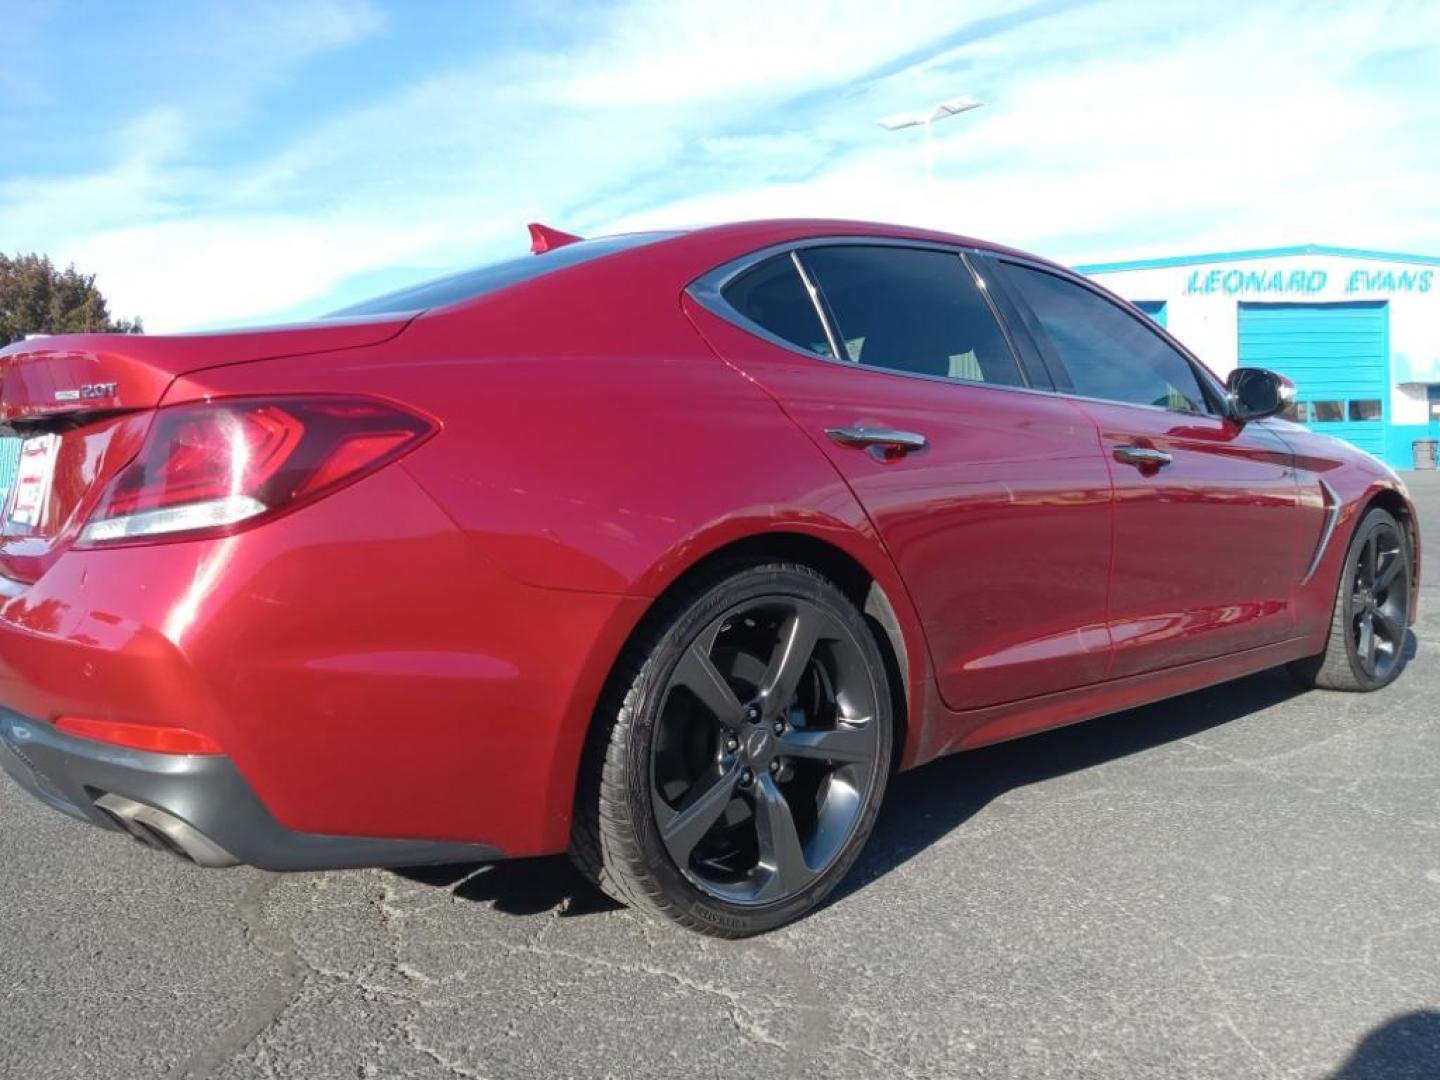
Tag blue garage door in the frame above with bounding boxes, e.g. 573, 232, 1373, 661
1237, 302, 1388, 461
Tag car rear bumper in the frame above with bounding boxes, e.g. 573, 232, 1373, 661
0, 466, 650, 859
0, 707, 503, 870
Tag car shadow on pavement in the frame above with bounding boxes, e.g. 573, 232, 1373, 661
1327, 1011, 1440, 1079
832, 665, 1308, 905
396, 855, 623, 918
397, 666, 1312, 921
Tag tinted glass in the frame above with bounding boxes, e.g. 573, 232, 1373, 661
799, 246, 1023, 386
1312, 400, 1344, 422
0, 435, 18, 510
721, 255, 834, 358
1279, 400, 1308, 423
329, 232, 677, 317
999, 263, 1209, 413
1348, 399, 1382, 421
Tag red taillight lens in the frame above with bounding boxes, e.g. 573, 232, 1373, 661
54, 716, 223, 755
78, 396, 434, 546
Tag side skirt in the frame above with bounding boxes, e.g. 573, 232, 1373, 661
919, 636, 1318, 765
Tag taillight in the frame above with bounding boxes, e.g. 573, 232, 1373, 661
78, 396, 434, 546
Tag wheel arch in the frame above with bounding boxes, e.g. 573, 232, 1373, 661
553, 524, 932, 855
650, 530, 918, 772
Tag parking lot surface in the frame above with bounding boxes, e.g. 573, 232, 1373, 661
2, 474, 1437, 1080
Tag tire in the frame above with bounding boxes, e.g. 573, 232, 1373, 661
570, 561, 893, 937
1288, 506, 1413, 692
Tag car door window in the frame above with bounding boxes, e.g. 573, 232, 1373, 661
720, 254, 836, 358
998, 262, 1211, 413
798, 246, 1026, 387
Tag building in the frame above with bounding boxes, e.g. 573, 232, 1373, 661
1078, 244, 1440, 469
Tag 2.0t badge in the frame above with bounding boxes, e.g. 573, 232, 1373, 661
54, 382, 119, 402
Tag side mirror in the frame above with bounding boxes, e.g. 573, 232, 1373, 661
1226, 367, 1295, 422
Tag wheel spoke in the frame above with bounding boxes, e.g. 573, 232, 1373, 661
1356, 613, 1376, 675
656, 762, 741, 865
1375, 547, 1404, 592
672, 644, 746, 730
758, 605, 824, 717
1372, 605, 1402, 643
751, 773, 812, 901
1360, 535, 1378, 588
781, 720, 876, 765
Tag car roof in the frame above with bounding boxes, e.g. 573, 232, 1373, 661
367, 219, 1073, 324
652, 218, 1064, 274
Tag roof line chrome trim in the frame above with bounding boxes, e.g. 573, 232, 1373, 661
1301, 478, 1342, 584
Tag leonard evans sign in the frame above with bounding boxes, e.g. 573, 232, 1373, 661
1185, 265, 1435, 298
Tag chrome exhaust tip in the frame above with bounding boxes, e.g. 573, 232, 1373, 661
93, 793, 239, 868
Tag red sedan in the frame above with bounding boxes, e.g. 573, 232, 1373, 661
0, 220, 1420, 935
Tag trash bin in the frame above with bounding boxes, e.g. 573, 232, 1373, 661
1414, 439, 1439, 470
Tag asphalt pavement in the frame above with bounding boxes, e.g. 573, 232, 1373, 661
3, 474, 1438, 1080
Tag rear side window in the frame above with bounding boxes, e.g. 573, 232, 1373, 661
798, 246, 1024, 386
721, 255, 834, 358
329, 232, 677, 317
998, 263, 1211, 413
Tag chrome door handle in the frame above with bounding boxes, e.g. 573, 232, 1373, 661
825, 426, 928, 456
1113, 444, 1173, 469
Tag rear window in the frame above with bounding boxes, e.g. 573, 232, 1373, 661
328, 232, 677, 318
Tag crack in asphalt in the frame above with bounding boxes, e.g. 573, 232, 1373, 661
1177, 737, 1440, 832
169, 874, 306, 1080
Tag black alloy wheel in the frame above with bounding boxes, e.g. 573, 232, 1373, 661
1347, 516, 1410, 682
651, 594, 882, 906
572, 562, 893, 936
1290, 506, 1413, 692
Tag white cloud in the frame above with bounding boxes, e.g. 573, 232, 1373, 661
533, 0, 1022, 108
58, 205, 510, 330
602, 0, 1440, 262
5, 0, 1439, 331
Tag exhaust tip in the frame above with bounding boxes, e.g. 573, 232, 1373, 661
93, 793, 239, 868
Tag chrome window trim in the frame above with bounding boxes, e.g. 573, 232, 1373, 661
686, 236, 1234, 418
789, 249, 844, 363
686, 236, 1036, 394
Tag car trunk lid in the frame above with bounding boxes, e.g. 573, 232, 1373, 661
0, 316, 410, 584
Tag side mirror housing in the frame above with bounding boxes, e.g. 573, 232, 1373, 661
1226, 367, 1295, 422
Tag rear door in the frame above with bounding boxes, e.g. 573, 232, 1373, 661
989, 258, 1302, 677
686, 243, 1115, 711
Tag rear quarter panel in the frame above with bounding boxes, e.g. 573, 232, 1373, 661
161, 271, 936, 849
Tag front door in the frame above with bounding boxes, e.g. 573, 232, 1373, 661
992, 259, 1301, 677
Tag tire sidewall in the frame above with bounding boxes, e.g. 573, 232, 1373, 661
1340, 508, 1411, 690
620, 564, 893, 936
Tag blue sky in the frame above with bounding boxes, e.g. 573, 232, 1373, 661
3, 0, 1438, 332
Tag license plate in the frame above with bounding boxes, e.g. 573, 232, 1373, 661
5, 433, 60, 529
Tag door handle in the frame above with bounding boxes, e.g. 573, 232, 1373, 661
1112, 444, 1173, 469
825, 426, 928, 457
